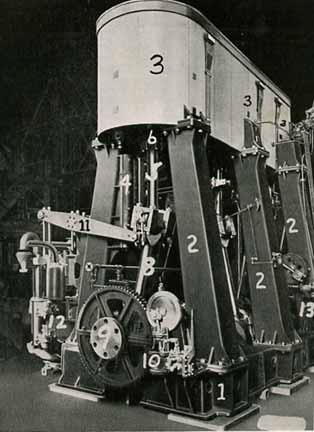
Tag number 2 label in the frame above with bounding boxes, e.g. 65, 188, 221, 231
287, 218, 298, 234
256, 272, 266, 289
187, 235, 199, 254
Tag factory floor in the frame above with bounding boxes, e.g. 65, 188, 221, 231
0, 352, 313, 431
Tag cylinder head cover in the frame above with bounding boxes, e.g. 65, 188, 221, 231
97, 0, 209, 140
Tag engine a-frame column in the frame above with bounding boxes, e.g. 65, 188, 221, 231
142, 117, 251, 419
57, 140, 119, 393
234, 119, 303, 383
76, 140, 119, 311
167, 119, 242, 364
276, 138, 314, 366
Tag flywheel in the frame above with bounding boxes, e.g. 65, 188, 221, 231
77, 285, 153, 389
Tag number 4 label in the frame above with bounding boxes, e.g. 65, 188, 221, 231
120, 174, 131, 194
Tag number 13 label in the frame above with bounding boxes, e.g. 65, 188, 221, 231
299, 302, 314, 318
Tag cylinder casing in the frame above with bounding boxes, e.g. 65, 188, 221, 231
97, 0, 291, 168
97, 1, 206, 136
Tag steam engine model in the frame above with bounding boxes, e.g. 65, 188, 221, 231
16, 0, 314, 425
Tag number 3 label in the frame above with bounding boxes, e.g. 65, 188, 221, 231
150, 54, 164, 75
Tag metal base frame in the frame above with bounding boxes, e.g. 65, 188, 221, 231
270, 375, 310, 396
57, 342, 105, 396
168, 404, 260, 431
49, 383, 104, 402
141, 365, 249, 420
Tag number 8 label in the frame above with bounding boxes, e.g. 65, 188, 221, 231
143, 257, 156, 276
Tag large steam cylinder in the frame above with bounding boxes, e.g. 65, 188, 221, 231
97, 0, 290, 168
97, 0, 207, 136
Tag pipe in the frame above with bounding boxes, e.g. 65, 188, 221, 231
18, 232, 40, 251
16, 233, 59, 273
27, 241, 58, 263
16, 232, 40, 273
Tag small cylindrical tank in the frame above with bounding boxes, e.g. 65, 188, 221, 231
96, 0, 209, 141
46, 263, 65, 300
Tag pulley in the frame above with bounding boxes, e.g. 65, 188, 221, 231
77, 285, 152, 389
146, 291, 182, 331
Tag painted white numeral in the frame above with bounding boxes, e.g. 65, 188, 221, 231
299, 301, 314, 318
48, 315, 67, 330
48, 315, 54, 329
217, 383, 226, 401
256, 272, 267, 289
287, 217, 298, 234
299, 301, 306, 317
119, 174, 131, 194
143, 257, 156, 276
147, 129, 157, 145
56, 315, 67, 329
187, 235, 199, 254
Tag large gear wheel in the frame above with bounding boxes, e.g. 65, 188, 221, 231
77, 284, 153, 389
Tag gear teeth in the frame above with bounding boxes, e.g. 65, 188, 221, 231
77, 283, 152, 390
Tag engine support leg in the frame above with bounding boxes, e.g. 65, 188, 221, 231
234, 119, 303, 383
167, 121, 242, 364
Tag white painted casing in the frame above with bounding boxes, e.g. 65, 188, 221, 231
97, 0, 290, 168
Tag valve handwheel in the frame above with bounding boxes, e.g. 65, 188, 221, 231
282, 252, 308, 284
77, 285, 153, 389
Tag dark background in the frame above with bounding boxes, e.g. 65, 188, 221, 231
0, 0, 314, 137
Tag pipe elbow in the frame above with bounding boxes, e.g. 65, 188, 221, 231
18, 232, 40, 251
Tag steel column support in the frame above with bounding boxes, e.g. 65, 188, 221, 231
277, 139, 314, 281
76, 142, 119, 312
167, 122, 241, 362
277, 139, 314, 366
234, 119, 299, 345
